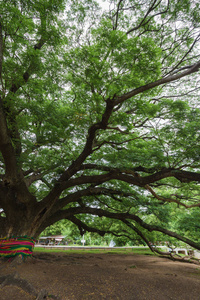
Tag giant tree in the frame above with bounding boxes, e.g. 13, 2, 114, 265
0, 0, 200, 253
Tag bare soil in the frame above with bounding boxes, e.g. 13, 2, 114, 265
0, 252, 200, 299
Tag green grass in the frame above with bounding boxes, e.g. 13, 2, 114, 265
33, 247, 154, 256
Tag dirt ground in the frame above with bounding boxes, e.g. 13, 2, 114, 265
0, 252, 200, 300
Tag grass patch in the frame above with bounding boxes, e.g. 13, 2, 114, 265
33, 247, 154, 256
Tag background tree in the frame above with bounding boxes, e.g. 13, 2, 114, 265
0, 0, 200, 253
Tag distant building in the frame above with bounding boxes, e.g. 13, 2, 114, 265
38, 235, 66, 245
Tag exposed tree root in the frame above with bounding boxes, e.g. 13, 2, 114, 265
169, 254, 200, 265
0, 272, 61, 299
153, 248, 200, 265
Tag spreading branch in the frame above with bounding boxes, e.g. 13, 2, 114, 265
114, 60, 200, 105
42, 206, 200, 250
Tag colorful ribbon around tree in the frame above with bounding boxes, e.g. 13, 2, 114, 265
0, 236, 36, 258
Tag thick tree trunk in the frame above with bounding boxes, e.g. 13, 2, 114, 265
0, 186, 41, 239
0, 213, 39, 239
0, 206, 47, 239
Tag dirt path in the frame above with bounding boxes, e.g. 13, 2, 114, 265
0, 252, 200, 299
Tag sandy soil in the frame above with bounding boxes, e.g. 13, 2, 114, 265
0, 252, 200, 299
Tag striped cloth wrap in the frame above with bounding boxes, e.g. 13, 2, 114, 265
0, 236, 36, 258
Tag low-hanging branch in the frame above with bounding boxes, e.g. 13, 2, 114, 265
42, 206, 200, 251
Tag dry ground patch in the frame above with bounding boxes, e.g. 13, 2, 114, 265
0, 252, 200, 299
